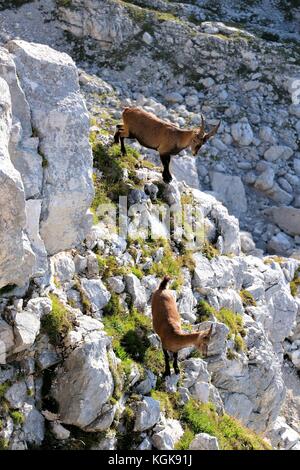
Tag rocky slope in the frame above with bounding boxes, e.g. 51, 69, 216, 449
0, 0, 300, 451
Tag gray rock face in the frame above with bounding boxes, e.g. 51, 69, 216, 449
231, 118, 253, 146
0, 76, 34, 289
125, 273, 147, 311
152, 418, 184, 450
80, 278, 111, 314
189, 433, 219, 450
265, 207, 300, 237
52, 331, 114, 428
134, 397, 160, 432
58, 0, 139, 49
210, 172, 247, 217
7, 40, 94, 255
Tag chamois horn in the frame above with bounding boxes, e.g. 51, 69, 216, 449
205, 120, 221, 139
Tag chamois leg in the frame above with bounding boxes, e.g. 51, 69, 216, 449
173, 352, 180, 375
160, 154, 172, 184
162, 348, 171, 377
120, 137, 127, 156
114, 130, 120, 144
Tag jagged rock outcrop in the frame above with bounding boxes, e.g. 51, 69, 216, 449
0, 39, 94, 290
1, 0, 300, 452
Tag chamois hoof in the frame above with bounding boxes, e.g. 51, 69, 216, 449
162, 174, 172, 184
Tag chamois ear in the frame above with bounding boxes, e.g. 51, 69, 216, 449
204, 120, 221, 140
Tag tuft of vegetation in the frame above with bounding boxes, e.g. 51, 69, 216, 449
0, 438, 9, 450
150, 391, 180, 419
0, 382, 10, 400
290, 267, 300, 298
10, 410, 25, 426
103, 292, 123, 317
92, 142, 142, 204
96, 255, 129, 279
240, 289, 256, 307
179, 400, 271, 450
176, 428, 195, 450
41, 294, 73, 346
196, 301, 246, 352
196, 299, 216, 322
201, 240, 219, 260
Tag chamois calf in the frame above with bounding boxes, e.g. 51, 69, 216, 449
114, 107, 220, 183
151, 276, 213, 376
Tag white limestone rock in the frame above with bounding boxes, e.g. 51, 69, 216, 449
80, 278, 111, 314
134, 397, 160, 432
189, 433, 219, 450
7, 40, 94, 255
52, 331, 114, 428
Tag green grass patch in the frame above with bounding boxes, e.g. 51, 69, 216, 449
96, 255, 130, 279
150, 391, 180, 419
290, 267, 300, 297
240, 290, 256, 307
10, 410, 25, 426
180, 400, 271, 450
196, 301, 246, 352
92, 142, 142, 202
202, 241, 219, 260
0, 382, 10, 400
196, 299, 216, 322
41, 294, 73, 346
74, 279, 92, 314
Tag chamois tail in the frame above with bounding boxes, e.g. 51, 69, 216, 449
159, 275, 171, 290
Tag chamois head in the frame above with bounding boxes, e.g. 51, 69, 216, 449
196, 324, 214, 357
190, 115, 221, 156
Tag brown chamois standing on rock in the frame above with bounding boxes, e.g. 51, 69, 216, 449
114, 107, 220, 184
151, 275, 213, 376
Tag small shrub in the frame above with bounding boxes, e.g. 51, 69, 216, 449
290, 267, 300, 297
175, 428, 195, 450
196, 301, 246, 352
41, 294, 73, 346
240, 290, 256, 307
150, 391, 179, 419
0, 438, 9, 450
196, 299, 216, 322
0, 382, 10, 399
10, 410, 25, 426
202, 241, 219, 260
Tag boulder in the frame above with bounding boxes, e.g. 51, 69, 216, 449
52, 331, 114, 428
210, 172, 247, 217
13, 309, 41, 354
7, 40, 94, 255
0, 76, 34, 289
124, 274, 147, 311
152, 418, 184, 450
189, 433, 219, 450
171, 155, 200, 189
264, 145, 293, 162
0, 320, 14, 363
80, 278, 111, 313
231, 118, 253, 146
264, 206, 300, 236
134, 397, 160, 432
51, 252, 75, 283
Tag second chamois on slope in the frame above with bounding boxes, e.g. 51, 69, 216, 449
151, 276, 213, 376
114, 107, 220, 183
